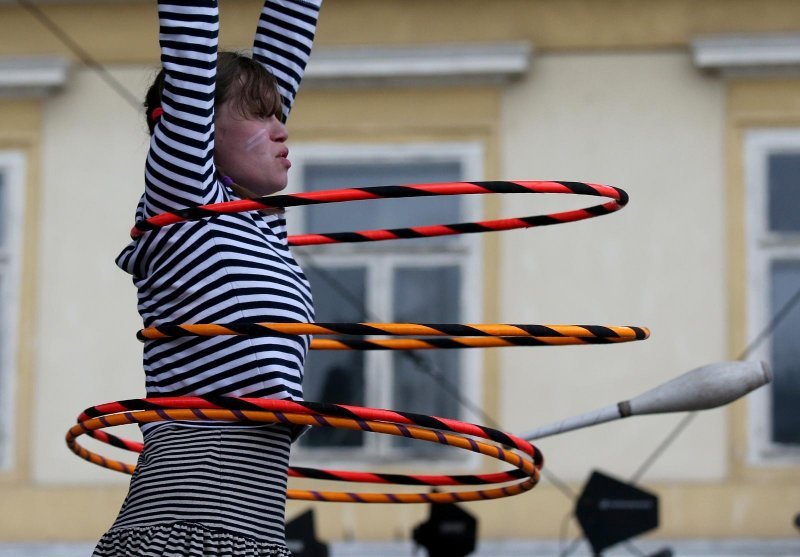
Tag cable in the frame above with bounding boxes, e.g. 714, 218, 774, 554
29, 0, 795, 534
558, 510, 576, 556
17, 0, 142, 111
628, 281, 800, 484
559, 536, 582, 557
629, 412, 695, 485
298, 251, 578, 500
734, 281, 800, 362
20, 0, 580, 501
623, 540, 648, 557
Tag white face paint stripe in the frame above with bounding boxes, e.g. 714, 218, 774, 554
245, 129, 268, 152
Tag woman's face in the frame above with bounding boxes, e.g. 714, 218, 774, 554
214, 102, 291, 197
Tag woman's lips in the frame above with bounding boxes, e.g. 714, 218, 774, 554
277, 148, 291, 168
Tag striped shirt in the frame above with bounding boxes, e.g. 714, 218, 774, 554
95, 2, 321, 551
116, 0, 320, 409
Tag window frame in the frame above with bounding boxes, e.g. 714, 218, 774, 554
0, 151, 26, 471
744, 129, 800, 465
286, 142, 485, 466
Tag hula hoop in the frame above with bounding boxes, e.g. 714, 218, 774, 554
130, 181, 628, 244
137, 321, 650, 349
69, 178, 649, 504
67, 397, 541, 504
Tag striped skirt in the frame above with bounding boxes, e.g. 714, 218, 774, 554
93, 424, 293, 557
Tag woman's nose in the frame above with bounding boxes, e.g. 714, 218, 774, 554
270, 117, 288, 142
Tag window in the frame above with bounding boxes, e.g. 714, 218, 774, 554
745, 130, 800, 463
287, 143, 484, 461
0, 151, 25, 471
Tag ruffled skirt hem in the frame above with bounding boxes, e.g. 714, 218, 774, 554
92, 522, 292, 557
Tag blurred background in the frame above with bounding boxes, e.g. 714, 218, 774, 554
0, 0, 798, 555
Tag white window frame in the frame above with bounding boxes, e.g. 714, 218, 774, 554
0, 151, 26, 471
286, 142, 485, 468
744, 129, 800, 465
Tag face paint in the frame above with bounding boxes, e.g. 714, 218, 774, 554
245, 129, 268, 152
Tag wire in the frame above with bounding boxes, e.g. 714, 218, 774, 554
559, 536, 583, 557
623, 540, 648, 557
558, 510, 577, 556
17, 0, 142, 111
629, 412, 696, 485
298, 250, 578, 500
21, 0, 578, 502
27, 0, 798, 540
298, 252, 495, 425
628, 281, 800, 484
734, 281, 800, 362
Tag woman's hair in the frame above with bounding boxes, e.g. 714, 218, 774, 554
144, 51, 283, 135
144, 51, 284, 202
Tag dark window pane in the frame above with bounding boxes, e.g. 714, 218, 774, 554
0, 272, 3, 462
0, 171, 4, 464
301, 266, 367, 447
304, 162, 462, 246
770, 259, 800, 444
767, 154, 800, 233
392, 266, 461, 452
0, 173, 5, 246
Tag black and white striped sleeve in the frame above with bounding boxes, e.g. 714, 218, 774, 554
143, 0, 222, 217
253, 0, 322, 122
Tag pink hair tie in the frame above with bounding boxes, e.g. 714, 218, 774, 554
150, 107, 164, 121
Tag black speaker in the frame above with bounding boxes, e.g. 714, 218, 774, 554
286, 509, 328, 557
412, 502, 477, 557
575, 470, 659, 555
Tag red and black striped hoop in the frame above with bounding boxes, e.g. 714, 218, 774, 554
68, 397, 542, 504
130, 180, 628, 245
68, 178, 648, 503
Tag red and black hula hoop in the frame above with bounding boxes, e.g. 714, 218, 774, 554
130, 181, 628, 245
68, 396, 542, 504
67, 178, 647, 503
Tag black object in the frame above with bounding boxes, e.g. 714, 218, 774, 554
794, 512, 800, 532
575, 470, 659, 555
413, 501, 477, 557
286, 509, 329, 557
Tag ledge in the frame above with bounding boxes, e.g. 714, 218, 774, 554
0, 57, 70, 98
303, 42, 533, 88
692, 34, 800, 77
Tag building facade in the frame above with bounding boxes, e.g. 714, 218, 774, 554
0, 0, 798, 554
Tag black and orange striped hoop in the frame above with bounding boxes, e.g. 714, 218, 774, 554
137, 321, 650, 349
130, 180, 628, 244
70, 178, 648, 503
68, 397, 542, 504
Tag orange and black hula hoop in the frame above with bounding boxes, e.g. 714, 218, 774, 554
137, 321, 650, 349
130, 181, 628, 245
67, 397, 541, 504
68, 179, 643, 503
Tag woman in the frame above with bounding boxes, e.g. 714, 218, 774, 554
94, 1, 322, 555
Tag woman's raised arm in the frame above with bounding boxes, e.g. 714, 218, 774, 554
253, 0, 323, 122
144, 0, 222, 217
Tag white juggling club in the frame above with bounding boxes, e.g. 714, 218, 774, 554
519, 360, 771, 441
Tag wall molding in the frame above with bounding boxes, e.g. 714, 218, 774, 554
303, 42, 532, 88
0, 56, 69, 98
692, 34, 800, 77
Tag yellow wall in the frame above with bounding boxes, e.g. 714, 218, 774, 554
5, 0, 800, 63
500, 50, 728, 480
726, 78, 800, 484
0, 66, 504, 540
2, 0, 800, 545
0, 100, 41, 489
